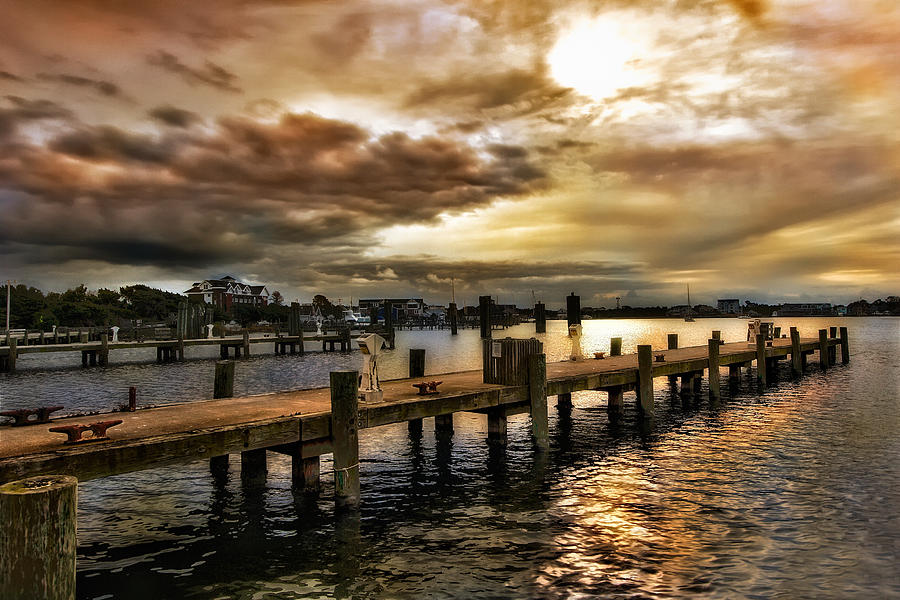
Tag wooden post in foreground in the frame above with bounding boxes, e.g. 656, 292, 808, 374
99, 333, 109, 366
790, 327, 802, 377
0, 475, 77, 600
818, 329, 828, 371
756, 334, 767, 386
408, 349, 425, 435
242, 329, 251, 358
840, 327, 849, 364
566, 293, 581, 327
528, 353, 549, 451
210, 361, 235, 475
610, 337, 622, 356
708, 338, 721, 403
828, 326, 837, 365
637, 345, 653, 417
331, 370, 360, 510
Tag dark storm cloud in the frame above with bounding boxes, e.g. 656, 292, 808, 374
147, 51, 242, 93
0, 96, 73, 141
0, 110, 545, 269
148, 105, 201, 128
36, 73, 128, 100
0, 71, 24, 82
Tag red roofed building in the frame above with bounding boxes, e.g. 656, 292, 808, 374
184, 275, 269, 313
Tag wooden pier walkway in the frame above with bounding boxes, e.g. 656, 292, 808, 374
0, 329, 848, 486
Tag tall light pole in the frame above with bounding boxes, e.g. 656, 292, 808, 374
5, 279, 15, 333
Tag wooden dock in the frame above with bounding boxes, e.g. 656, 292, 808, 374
0, 328, 848, 487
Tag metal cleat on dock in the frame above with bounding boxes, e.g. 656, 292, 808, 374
1, 406, 64, 426
655, 354, 666, 362
49, 419, 123, 444
593, 351, 606, 359
412, 381, 443, 395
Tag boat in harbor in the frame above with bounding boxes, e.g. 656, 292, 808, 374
684, 284, 695, 322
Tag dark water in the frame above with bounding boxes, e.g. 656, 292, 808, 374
2, 318, 899, 599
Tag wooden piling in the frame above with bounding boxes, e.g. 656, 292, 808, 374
528, 353, 549, 451
534, 302, 546, 334
331, 370, 360, 510
435, 414, 454, 435
242, 329, 250, 358
637, 345, 653, 417
408, 349, 425, 434
756, 334, 767, 386
0, 475, 77, 600
566, 293, 581, 327
818, 329, 828, 370
6, 337, 16, 373
667, 333, 678, 383
98, 334, 109, 366
128, 387, 137, 412
210, 361, 235, 475
790, 327, 802, 377
840, 327, 849, 363
557, 392, 572, 408
487, 408, 507, 447
479, 296, 492, 339
292, 456, 320, 495
712, 330, 721, 340
449, 302, 458, 335
610, 337, 622, 356
708, 339, 721, 402
176, 334, 185, 362
607, 386, 624, 418
240, 449, 267, 487
728, 364, 742, 380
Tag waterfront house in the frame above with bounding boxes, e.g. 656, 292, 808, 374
184, 275, 269, 313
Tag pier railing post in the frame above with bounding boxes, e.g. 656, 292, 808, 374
528, 353, 549, 451
566, 293, 581, 327
0, 475, 77, 600
408, 349, 425, 435
331, 370, 360, 510
210, 361, 235, 475
708, 338, 721, 403
790, 327, 802, 377
637, 344, 653, 418
818, 329, 828, 371
610, 337, 622, 356
840, 327, 849, 363
756, 334, 767, 386
7, 337, 16, 373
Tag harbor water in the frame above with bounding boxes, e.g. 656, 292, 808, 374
1, 318, 898, 599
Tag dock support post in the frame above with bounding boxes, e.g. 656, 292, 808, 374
708, 339, 721, 403
818, 329, 828, 370
486, 408, 507, 447
210, 361, 235, 475
534, 302, 546, 334
240, 449, 267, 487
557, 392, 572, 408
607, 386, 624, 419
667, 333, 678, 383
756, 334, 768, 386
408, 349, 426, 435
566, 293, 581, 327
331, 370, 360, 510
292, 456, 320, 496
6, 337, 16, 373
610, 337, 622, 356
637, 345, 653, 418
728, 364, 741, 380
840, 327, 849, 363
176, 334, 185, 362
528, 353, 549, 451
242, 329, 250, 358
99, 334, 109, 366
790, 327, 802, 377
479, 295, 492, 339
828, 327, 837, 365
680, 373, 695, 397
0, 475, 77, 600
712, 330, 721, 340
449, 302, 458, 335
435, 414, 454, 435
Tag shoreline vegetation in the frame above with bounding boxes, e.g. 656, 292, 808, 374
1, 284, 898, 330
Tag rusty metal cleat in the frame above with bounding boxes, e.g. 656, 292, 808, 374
655, 354, 666, 362
412, 381, 443, 395
49, 419, 123, 444
593, 351, 606, 360
1, 406, 64, 426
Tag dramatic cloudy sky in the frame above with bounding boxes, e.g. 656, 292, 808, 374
1, 0, 897, 307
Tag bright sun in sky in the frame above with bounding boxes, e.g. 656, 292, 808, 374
547, 14, 658, 101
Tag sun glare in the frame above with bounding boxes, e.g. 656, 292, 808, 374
547, 15, 657, 101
